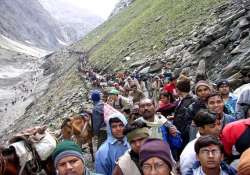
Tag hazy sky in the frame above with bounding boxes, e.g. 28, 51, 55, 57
68, 0, 120, 19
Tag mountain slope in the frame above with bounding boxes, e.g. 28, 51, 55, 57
2, 0, 250, 144
72, 0, 225, 70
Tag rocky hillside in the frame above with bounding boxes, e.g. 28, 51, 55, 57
72, 0, 250, 86
1, 0, 250, 142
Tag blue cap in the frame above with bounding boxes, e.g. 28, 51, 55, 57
91, 90, 101, 102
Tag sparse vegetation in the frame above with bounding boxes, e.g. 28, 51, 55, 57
73, 0, 225, 71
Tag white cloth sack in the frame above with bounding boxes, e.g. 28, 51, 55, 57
34, 131, 57, 160
10, 141, 33, 167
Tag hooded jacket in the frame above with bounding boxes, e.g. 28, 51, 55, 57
95, 113, 130, 175
92, 100, 105, 135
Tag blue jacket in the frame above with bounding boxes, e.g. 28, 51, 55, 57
186, 161, 237, 175
92, 101, 105, 135
224, 93, 238, 116
161, 125, 182, 150
95, 113, 130, 175
161, 124, 182, 161
222, 113, 235, 129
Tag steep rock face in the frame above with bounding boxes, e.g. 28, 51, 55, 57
0, 0, 66, 50
157, 0, 250, 88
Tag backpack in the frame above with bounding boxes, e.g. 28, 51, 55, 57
103, 103, 122, 124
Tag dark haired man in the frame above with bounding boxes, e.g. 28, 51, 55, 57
95, 113, 130, 175
206, 92, 235, 129
128, 83, 145, 103
113, 121, 150, 175
136, 98, 182, 161
107, 89, 132, 113
216, 79, 237, 116
180, 110, 222, 175
186, 135, 236, 175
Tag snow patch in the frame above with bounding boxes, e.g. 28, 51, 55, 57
0, 34, 50, 58
57, 38, 67, 45
0, 65, 30, 79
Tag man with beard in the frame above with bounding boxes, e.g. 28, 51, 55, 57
136, 98, 182, 160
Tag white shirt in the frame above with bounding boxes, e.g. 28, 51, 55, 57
180, 138, 198, 175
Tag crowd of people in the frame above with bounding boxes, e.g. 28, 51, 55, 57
1, 65, 41, 113
50, 61, 250, 175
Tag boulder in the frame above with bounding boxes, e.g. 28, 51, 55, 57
148, 62, 164, 73
238, 17, 250, 29
164, 45, 184, 58
221, 61, 240, 78
221, 9, 246, 26
129, 59, 146, 68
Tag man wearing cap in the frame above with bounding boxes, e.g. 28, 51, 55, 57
112, 121, 150, 175
217, 79, 238, 116
180, 109, 222, 175
107, 89, 132, 113
52, 140, 101, 175
139, 138, 174, 175
95, 113, 130, 175
186, 80, 212, 141
91, 90, 106, 148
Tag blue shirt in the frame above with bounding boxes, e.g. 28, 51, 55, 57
95, 113, 130, 175
95, 136, 130, 175
224, 93, 238, 116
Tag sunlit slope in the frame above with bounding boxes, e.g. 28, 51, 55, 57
73, 0, 225, 71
